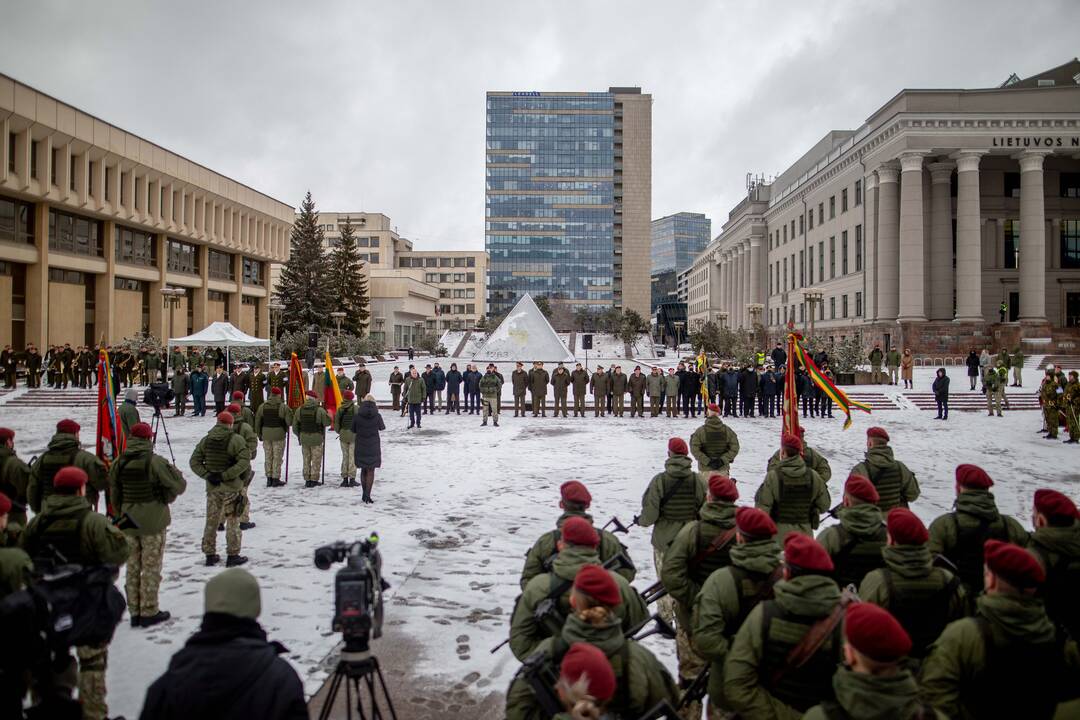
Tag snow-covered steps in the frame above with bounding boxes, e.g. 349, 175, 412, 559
843, 392, 901, 411
1035, 356, 1080, 370
2, 387, 101, 408
903, 392, 1042, 412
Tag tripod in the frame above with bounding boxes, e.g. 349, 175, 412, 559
317, 647, 397, 720
149, 405, 176, 464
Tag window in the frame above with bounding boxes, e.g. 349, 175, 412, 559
425, 273, 437, 283
114, 278, 144, 291
842, 294, 849, 318
29, 141, 38, 180
1060, 173, 1080, 198
369, 253, 379, 264
440, 257, 452, 268
783, 225, 787, 243
207, 290, 227, 302
830, 296, 836, 319
855, 225, 863, 272
783, 257, 787, 290
439, 304, 451, 315
453, 273, 465, 283
768, 266, 773, 295
356, 236, 369, 247
855, 291, 863, 317
104, 167, 111, 202
88, 161, 95, 197
818, 203, 824, 224
115, 225, 157, 266
818, 241, 824, 279
0, 196, 34, 245
49, 208, 102, 256
454, 257, 467, 267
167, 238, 200, 274
829, 236, 836, 278
808, 246, 814, 285
466, 272, 476, 283
790, 253, 795, 289
855, 180, 862, 206
243, 258, 264, 286
829, 196, 836, 219
1061, 220, 1080, 269
70, 155, 76, 191
208, 250, 234, 280
799, 215, 804, 236
6, 133, 13, 173
841, 188, 848, 213
1004, 220, 1020, 269
808, 211, 814, 230
49, 268, 86, 284
467, 256, 476, 267
799, 250, 805, 287
799, 304, 804, 323
841, 231, 849, 275
791, 220, 795, 240
1004, 173, 1021, 198
370, 237, 380, 247
425, 257, 437, 268
466, 303, 475, 314
242, 295, 257, 306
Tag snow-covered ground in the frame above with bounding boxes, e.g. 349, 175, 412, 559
1, 359, 1074, 718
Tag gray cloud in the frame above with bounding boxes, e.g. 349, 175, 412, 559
1, 0, 1076, 249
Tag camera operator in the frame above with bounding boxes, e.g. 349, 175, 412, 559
190, 412, 251, 567
120, 388, 141, 437
20, 466, 129, 720
140, 568, 306, 719
108, 422, 187, 628
28, 419, 107, 514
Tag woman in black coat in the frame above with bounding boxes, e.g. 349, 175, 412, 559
351, 395, 385, 504
932, 367, 950, 420
965, 349, 981, 391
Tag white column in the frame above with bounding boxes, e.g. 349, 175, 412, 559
742, 240, 752, 326
734, 246, 745, 329
1018, 150, 1051, 322
722, 254, 731, 320
749, 236, 763, 307
898, 153, 928, 322
954, 152, 986, 322
927, 162, 954, 320
876, 165, 900, 321
864, 173, 878, 320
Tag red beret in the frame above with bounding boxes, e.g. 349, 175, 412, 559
217, 411, 235, 425
342, 390, 355, 400
0, 428, 13, 442
54, 466, 88, 489
867, 427, 889, 442
0, 492, 11, 515
736, 506, 777, 538
781, 432, 803, 454
227, 403, 241, 414
668, 437, 688, 456
844, 603, 911, 662
561, 516, 600, 548
956, 464, 993, 490
845, 474, 879, 505
984, 540, 1044, 588
784, 533, 834, 573
707, 403, 720, 414
708, 475, 738, 501
270, 387, 282, 395
886, 508, 929, 545
1033, 489, 1079, 522
560, 481, 592, 506
306, 390, 318, 398
573, 564, 621, 607
232, 391, 245, 400
130, 422, 153, 440
560, 643, 616, 703
57, 419, 81, 435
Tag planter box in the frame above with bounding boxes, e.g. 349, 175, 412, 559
835, 371, 856, 385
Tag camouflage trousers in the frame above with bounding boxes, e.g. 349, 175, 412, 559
652, 548, 676, 626
201, 491, 243, 556
77, 644, 108, 720
482, 395, 499, 421
240, 482, 252, 523
263, 439, 285, 478
125, 530, 166, 616
302, 443, 324, 481
340, 438, 356, 478
987, 387, 1003, 414
675, 619, 707, 720
1045, 407, 1060, 438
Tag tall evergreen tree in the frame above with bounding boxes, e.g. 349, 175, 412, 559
275, 191, 333, 335
327, 218, 370, 336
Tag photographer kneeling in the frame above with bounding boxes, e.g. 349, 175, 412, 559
141, 568, 307, 720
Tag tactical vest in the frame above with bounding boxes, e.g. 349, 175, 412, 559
949, 512, 1010, 593
1031, 538, 1080, 641
261, 404, 285, 429
967, 616, 1063, 719
339, 404, 356, 432
298, 405, 324, 435
689, 523, 736, 586
115, 453, 156, 504
865, 461, 903, 510
37, 447, 79, 503
202, 433, 234, 473
703, 427, 730, 468
772, 468, 814, 526
27, 504, 91, 565
759, 600, 842, 711
659, 473, 701, 523
727, 566, 781, 637
882, 568, 960, 659
830, 524, 887, 590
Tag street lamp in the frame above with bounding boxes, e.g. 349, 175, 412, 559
802, 289, 824, 340
717, 311, 729, 330
747, 303, 764, 350
330, 311, 346, 338
160, 287, 184, 347
268, 302, 284, 360
673, 321, 685, 352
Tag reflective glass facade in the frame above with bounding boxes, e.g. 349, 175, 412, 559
650, 212, 711, 275
485, 92, 616, 317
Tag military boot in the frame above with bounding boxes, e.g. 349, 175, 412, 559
205, 554, 221, 566
141, 611, 171, 628
240, 521, 256, 530
226, 555, 248, 567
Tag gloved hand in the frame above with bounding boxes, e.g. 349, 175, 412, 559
206, 472, 223, 486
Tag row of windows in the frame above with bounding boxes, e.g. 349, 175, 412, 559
438, 304, 477, 315
770, 291, 865, 325
114, 278, 146, 292
49, 208, 103, 257
439, 288, 477, 299
115, 225, 156, 266
425, 272, 477, 284
0, 196, 33, 245
399, 256, 478, 268
242, 258, 264, 286
769, 226, 864, 295
208, 249, 234, 280
769, 181, 863, 251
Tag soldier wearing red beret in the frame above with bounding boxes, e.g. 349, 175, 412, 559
766, 426, 833, 484
755, 433, 831, 542
0, 427, 31, 528
816, 475, 887, 590
520, 480, 635, 590
927, 464, 1028, 594
1028, 488, 1080, 641
190, 410, 252, 568
689, 402, 741, 479
28, 419, 107, 514
847, 426, 919, 511
254, 382, 292, 488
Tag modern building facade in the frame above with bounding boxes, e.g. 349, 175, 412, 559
485, 87, 651, 319
315, 211, 412, 270
367, 267, 439, 349
651, 211, 711, 313
397, 250, 488, 331
688, 59, 1080, 353
0, 73, 292, 349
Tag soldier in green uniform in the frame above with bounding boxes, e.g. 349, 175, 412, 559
927, 464, 1027, 595
108, 422, 187, 628
511, 361, 528, 417
255, 386, 291, 487
995, 346, 1010, 369
227, 403, 257, 530
388, 366, 404, 411
529, 361, 550, 417
590, 365, 609, 417
816, 475, 886, 591
0, 428, 30, 528
171, 366, 189, 416
627, 366, 646, 418
689, 404, 741, 479
885, 346, 901, 385
248, 363, 266, 415
334, 390, 358, 487
505, 564, 678, 719
230, 390, 255, 428
144, 347, 160, 386
169, 345, 186, 377
848, 426, 919, 510
609, 365, 627, 417
353, 362, 373, 397
550, 363, 571, 418
692, 507, 782, 718
661, 474, 739, 717
1009, 346, 1024, 387
920, 540, 1076, 719
479, 363, 503, 426
521, 480, 634, 589
646, 366, 664, 417
1028, 489, 1080, 642
868, 344, 884, 384
334, 366, 353, 393
755, 433, 830, 541
0, 542, 31, 597
28, 419, 107, 513
20, 466, 129, 720
570, 362, 589, 417
119, 388, 141, 438
766, 426, 832, 483
0, 490, 22, 548
984, 364, 1004, 416
267, 361, 287, 393
508, 517, 648, 662
1062, 370, 1080, 443
292, 390, 331, 487
665, 368, 680, 418
1040, 368, 1063, 439
638, 437, 706, 624
190, 412, 251, 567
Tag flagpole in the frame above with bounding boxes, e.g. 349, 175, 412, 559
284, 428, 291, 486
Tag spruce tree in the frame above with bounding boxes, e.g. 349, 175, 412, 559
275, 191, 333, 335
327, 218, 370, 336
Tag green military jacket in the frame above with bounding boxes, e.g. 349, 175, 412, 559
291, 398, 331, 446
550, 369, 571, 395
21, 494, 130, 566
335, 373, 353, 392
119, 401, 141, 438
590, 371, 609, 396
529, 368, 550, 396
638, 454, 706, 551
1026, 523, 1080, 640
334, 400, 358, 443
996, 349, 1010, 368
107, 437, 187, 536
511, 369, 529, 395
803, 666, 946, 720
570, 369, 589, 396
661, 501, 737, 614
189, 424, 251, 495
646, 372, 664, 397
0, 446, 31, 527
815, 503, 886, 589
0, 547, 32, 597
755, 454, 830, 541
28, 433, 107, 513
610, 372, 627, 395
169, 350, 186, 370
508, 544, 648, 662
254, 396, 291, 443
926, 489, 1027, 592
984, 366, 1003, 392
479, 372, 502, 396
690, 416, 741, 476
1010, 349, 1024, 368
520, 510, 634, 589
767, 444, 832, 484
665, 373, 680, 395
234, 420, 258, 460
849, 445, 920, 511
405, 376, 427, 403
886, 349, 902, 368
353, 369, 373, 397
628, 373, 646, 397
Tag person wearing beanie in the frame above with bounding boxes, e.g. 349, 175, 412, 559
505, 564, 678, 719
724, 532, 845, 718
227, 403, 258, 531
858, 508, 968, 660
766, 426, 833, 483
21, 466, 129, 720
509, 518, 648, 663
803, 603, 945, 720
108, 421, 187, 628
291, 388, 331, 488
1028, 489, 1080, 640
847, 427, 919, 511
190, 410, 252, 567
927, 464, 1027, 593
254, 385, 292, 488
638, 437, 707, 626
660, 474, 739, 716
28, 419, 107, 513
816, 475, 888, 590
689, 402, 741, 479
0, 427, 31, 528
141, 568, 306, 719
120, 386, 142, 437
520, 480, 635, 590
920, 541, 1072, 719
444, 361, 463, 414
693, 507, 782, 716
334, 389, 359, 488
755, 432, 830, 542
211, 364, 230, 414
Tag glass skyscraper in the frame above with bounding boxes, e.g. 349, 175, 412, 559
650, 212, 711, 312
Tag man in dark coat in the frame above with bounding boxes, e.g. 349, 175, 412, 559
211, 367, 230, 414
770, 343, 787, 368
0, 345, 16, 388
421, 364, 436, 414
140, 568, 307, 720
722, 366, 739, 417
462, 364, 482, 414
432, 362, 447, 412
679, 365, 700, 418
965, 349, 981, 391
445, 363, 463, 414
739, 365, 759, 418
190, 365, 209, 417
760, 367, 778, 417
248, 364, 266, 415
171, 368, 189, 416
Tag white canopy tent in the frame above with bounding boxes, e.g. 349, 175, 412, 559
168, 321, 269, 368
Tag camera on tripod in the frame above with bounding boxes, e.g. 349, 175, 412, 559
143, 383, 175, 411
314, 533, 390, 653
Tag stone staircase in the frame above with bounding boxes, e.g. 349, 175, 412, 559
2, 386, 107, 408
843, 392, 901, 411
903, 390, 1042, 412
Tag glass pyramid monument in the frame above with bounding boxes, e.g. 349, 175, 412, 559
471, 293, 575, 363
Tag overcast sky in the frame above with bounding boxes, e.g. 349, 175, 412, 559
2, 1, 1077, 250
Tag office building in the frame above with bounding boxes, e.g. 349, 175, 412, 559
397, 250, 488, 331
651, 211, 710, 313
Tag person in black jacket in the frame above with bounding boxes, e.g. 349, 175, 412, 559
679, 365, 700, 418
721, 366, 739, 417
965, 349, 981, 391
932, 367, 950, 420
351, 394, 385, 503
770, 343, 786, 368
760, 367, 778, 417
738, 365, 758, 417
462, 364, 482, 414
141, 568, 307, 720
444, 363, 463, 414
211, 366, 230, 414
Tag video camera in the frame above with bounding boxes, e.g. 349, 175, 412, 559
143, 382, 175, 409
314, 533, 390, 654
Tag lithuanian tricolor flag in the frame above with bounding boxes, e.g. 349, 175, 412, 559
791, 336, 872, 429
323, 351, 343, 418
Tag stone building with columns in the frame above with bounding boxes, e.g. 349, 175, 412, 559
689, 59, 1080, 354
0, 73, 293, 350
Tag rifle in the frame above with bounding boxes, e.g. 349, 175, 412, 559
641, 579, 668, 605
602, 515, 635, 535
677, 666, 709, 709
112, 512, 141, 531
515, 649, 563, 716
627, 613, 676, 642
825, 502, 843, 520
769, 587, 859, 688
